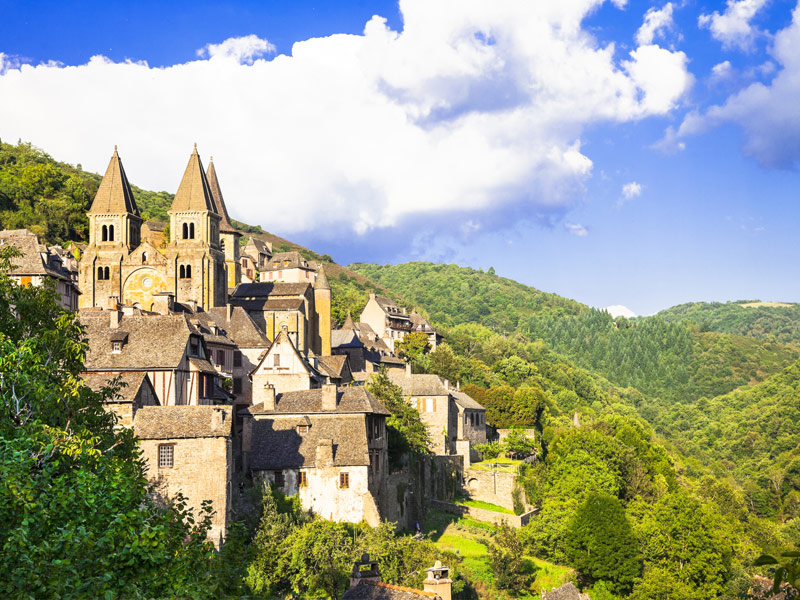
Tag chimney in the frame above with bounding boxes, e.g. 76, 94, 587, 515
152, 292, 174, 315
405, 362, 412, 376
423, 562, 452, 600
349, 553, 381, 589
107, 295, 119, 310
457, 380, 461, 392
185, 299, 197, 312
211, 407, 224, 430
369, 292, 375, 301
226, 303, 234, 321
316, 438, 334, 467
109, 309, 122, 329
262, 384, 276, 411
321, 384, 338, 411
208, 321, 218, 335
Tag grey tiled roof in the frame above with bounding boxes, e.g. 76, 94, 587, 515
450, 390, 485, 411
332, 329, 362, 349
388, 373, 449, 396
249, 413, 369, 470
81, 371, 152, 404
143, 220, 166, 232
231, 281, 311, 298
170, 146, 216, 213
247, 386, 390, 416
0, 230, 71, 280
264, 251, 314, 271
317, 355, 349, 379
341, 581, 437, 600
542, 583, 584, 600
205, 160, 238, 233
81, 312, 196, 370
134, 406, 232, 439
206, 306, 270, 347
230, 297, 305, 312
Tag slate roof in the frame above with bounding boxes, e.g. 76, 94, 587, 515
88, 147, 140, 216
342, 313, 357, 330
450, 390, 485, 411
230, 298, 305, 312
388, 373, 449, 396
247, 386, 390, 416
542, 583, 585, 600
134, 406, 232, 439
81, 371, 153, 404
248, 413, 369, 470
317, 355, 349, 379
0, 230, 71, 280
409, 311, 439, 334
81, 312, 197, 370
206, 306, 270, 347
341, 581, 437, 600
332, 329, 362, 349
231, 281, 311, 299
246, 237, 272, 256
143, 220, 166, 232
374, 296, 410, 320
264, 251, 314, 272
206, 160, 238, 234
170, 145, 216, 213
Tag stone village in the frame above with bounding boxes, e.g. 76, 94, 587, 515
0, 146, 554, 598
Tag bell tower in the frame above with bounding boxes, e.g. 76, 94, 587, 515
206, 157, 242, 291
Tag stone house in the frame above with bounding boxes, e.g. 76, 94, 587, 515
241, 385, 390, 525
81, 309, 226, 407
332, 315, 405, 374
450, 390, 488, 450
342, 555, 453, 600
359, 294, 413, 352
261, 250, 317, 283
240, 237, 272, 283
250, 328, 324, 395
82, 371, 159, 428
134, 405, 234, 547
0, 228, 80, 311
78, 145, 229, 312
409, 311, 443, 350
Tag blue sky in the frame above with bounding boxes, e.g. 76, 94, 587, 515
1, 0, 799, 315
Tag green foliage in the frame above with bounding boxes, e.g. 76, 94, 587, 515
395, 331, 431, 365
565, 492, 641, 594
366, 368, 431, 459
488, 521, 535, 590
502, 429, 537, 460
754, 549, 800, 595
475, 441, 502, 461
0, 246, 228, 599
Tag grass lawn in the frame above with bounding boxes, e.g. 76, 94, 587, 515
453, 496, 515, 515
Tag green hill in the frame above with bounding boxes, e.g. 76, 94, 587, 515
656, 300, 800, 344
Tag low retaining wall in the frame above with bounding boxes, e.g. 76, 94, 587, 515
430, 500, 537, 528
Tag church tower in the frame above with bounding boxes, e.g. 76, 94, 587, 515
206, 158, 242, 290
78, 147, 142, 309
313, 265, 332, 356
165, 145, 227, 309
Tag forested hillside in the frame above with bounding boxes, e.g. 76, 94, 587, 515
656, 300, 800, 344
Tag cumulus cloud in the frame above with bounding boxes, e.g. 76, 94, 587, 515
636, 3, 675, 46
698, 0, 769, 51
196, 34, 276, 63
679, 2, 800, 169
0, 0, 692, 239
619, 181, 643, 206
565, 223, 589, 236
710, 60, 735, 83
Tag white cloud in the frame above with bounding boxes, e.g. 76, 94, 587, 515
620, 181, 643, 205
698, 0, 769, 51
710, 60, 735, 82
0, 0, 692, 239
196, 34, 276, 64
636, 3, 675, 46
679, 2, 800, 169
565, 223, 589, 236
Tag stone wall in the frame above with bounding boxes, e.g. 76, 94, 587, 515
463, 466, 519, 511
140, 435, 232, 547
430, 500, 537, 528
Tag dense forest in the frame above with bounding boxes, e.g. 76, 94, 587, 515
2, 140, 799, 598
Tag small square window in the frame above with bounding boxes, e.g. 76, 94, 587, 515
339, 472, 349, 489
233, 351, 242, 367
158, 445, 174, 468
299, 471, 308, 487
274, 470, 285, 488
297, 424, 309, 434
111, 341, 122, 353
273, 354, 281, 367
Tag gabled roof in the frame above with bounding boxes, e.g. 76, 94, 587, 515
206, 306, 270, 347
250, 328, 313, 378
134, 406, 232, 439
342, 581, 437, 600
317, 355, 349, 379
231, 298, 305, 312
246, 237, 272, 255
81, 371, 156, 405
81, 312, 199, 370
373, 295, 410, 320
541, 582, 586, 600
342, 313, 356, 330
170, 145, 217, 213
0, 229, 72, 281
247, 386, 390, 416
450, 390, 485, 411
388, 372, 449, 396
409, 311, 439, 334
88, 147, 140, 216
206, 159, 238, 234
231, 281, 311, 298
143, 220, 166, 232
332, 329, 362, 349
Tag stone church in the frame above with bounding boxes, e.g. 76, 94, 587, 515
78, 145, 238, 312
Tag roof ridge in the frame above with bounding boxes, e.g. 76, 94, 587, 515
363, 581, 437, 598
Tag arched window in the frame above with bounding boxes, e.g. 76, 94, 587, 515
189, 223, 195, 239
101, 225, 108, 242
179, 265, 185, 278
182, 223, 188, 239
186, 264, 192, 278
142, 252, 148, 263
104, 267, 110, 280
97, 266, 104, 280
108, 225, 114, 241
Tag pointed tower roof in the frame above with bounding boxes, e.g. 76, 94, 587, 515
342, 312, 356, 330
170, 144, 216, 213
206, 158, 238, 234
88, 146, 140, 215
314, 265, 330, 290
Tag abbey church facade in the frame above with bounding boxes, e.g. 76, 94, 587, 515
78, 145, 240, 312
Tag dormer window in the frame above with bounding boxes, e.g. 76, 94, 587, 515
190, 338, 199, 356
297, 425, 309, 434
111, 341, 122, 353
110, 331, 128, 353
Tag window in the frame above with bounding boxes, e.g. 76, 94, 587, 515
142, 252, 148, 262
108, 225, 114, 241
97, 266, 104, 280
273, 354, 281, 367
179, 264, 192, 279
273, 470, 285, 488
158, 444, 174, 468
111, 341, 122, 353
233, 378, 242, 394
299, 471, 308, 487
339, 472, 349, 489
216, 349, 225, 365
297, 424, 309, 434
182, 223, 188, 239
233, 351, 242, 367
101, 225, 108, 242
189, 223, 195, 239
190, 339, 199, 356
470, 413, 475, 427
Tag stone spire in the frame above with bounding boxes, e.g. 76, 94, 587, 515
206, 158, 238, 234
314, 264, 330, 290
170, 144, 216, 213
342, 312, 356, 330
88, 146, 140, 215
